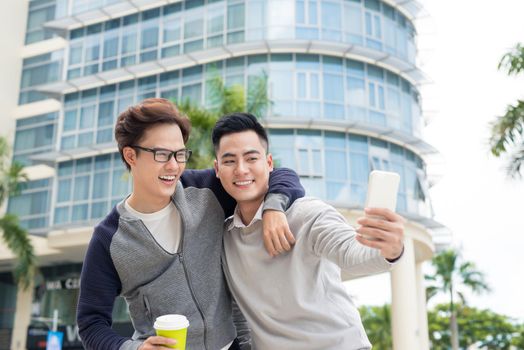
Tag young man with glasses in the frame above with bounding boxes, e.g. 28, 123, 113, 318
76, 99, 304, 350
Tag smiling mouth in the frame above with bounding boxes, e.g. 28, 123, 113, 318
234, 180, 254, 186
159, 175, 177, 182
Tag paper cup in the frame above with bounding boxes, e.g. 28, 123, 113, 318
154, 314, 190, 349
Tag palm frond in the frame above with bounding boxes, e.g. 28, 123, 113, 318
489, 100, 524, 178
426, 285, 439, 302
0, 214, 36, 290
498, 43, 524, 75
247, 73, 271, 117
506, 143, 524, 178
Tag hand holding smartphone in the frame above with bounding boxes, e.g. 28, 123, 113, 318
361, 170, 400, 240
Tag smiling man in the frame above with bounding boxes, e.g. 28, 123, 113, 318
213, 112, 405, 350
76, 99, 304, 350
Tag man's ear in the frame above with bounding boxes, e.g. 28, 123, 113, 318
123, 147, 137, 168
214, 159, 219, 178
267, 153, 274, 172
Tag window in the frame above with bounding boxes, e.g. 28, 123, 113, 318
25, 0, 56, 44
13, 112, 57, 166
321, 1, 341, 41
54, 155, 131, 226
7, 179, 51, 232
19, 51, 63, 104
296, 0, 319, 39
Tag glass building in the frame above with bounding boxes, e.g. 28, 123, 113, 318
0, 0, 449, 349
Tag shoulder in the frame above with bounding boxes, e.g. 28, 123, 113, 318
90, 206, 121, 249
288, 197, 335, 215
288, 197, 349, 225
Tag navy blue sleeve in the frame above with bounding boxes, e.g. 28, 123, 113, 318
77, 208, 127, 350
180, 168, 236, 216
180, 167, 305, 217
267, 167, 305, 209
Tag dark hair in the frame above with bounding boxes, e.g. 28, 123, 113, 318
115, 98, 191, 170
212, 113, 269, 154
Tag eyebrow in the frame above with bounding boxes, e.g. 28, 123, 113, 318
220, 149, 261, 159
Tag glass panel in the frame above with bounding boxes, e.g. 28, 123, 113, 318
323, 74, 343, 101
72, 204, 88, 221
54, 207, 70, 224
141, 20, 159, 50
93, 172, 109, 199
112, 169, 129, 197
57, 179, 72, 203
98, 101, 114, 127
326, 151, 346, 180
184, 16, 204, 39
350, 153, 369, 183
228, 4, 245, 30
347, 77, 366, 105
164, 18, 181, 43
73, 175, 90, 201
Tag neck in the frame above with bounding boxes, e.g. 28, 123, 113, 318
127, 191, 171, 213
237, 199, 264, 226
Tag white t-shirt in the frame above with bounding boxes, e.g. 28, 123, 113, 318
125, 200, 181, 254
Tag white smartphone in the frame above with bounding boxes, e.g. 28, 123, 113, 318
361, 171, 400, 240
364, 170, 400, 213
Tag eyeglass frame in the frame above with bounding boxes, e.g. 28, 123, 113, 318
130, 145, 192, 163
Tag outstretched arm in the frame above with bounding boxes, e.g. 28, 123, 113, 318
303, 199, 401, 276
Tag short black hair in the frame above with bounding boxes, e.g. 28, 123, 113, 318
212, 112, 269, 154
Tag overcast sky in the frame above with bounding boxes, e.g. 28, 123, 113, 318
346, 0, 524, 321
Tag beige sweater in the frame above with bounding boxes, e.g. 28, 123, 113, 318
222, 197, 399, 350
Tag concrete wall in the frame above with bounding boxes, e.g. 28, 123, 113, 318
0, 0, 29, 216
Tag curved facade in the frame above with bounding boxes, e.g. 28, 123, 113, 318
2, 0, 442, 349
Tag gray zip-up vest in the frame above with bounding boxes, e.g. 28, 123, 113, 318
112, 183, 235, 350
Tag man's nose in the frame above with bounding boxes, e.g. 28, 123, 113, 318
165, 155, 180, 169
234, 160, 248, 174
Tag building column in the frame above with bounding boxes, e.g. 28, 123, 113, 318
416, 262, 430, 350
10, 281, 34, 350
391, 237, 419, 350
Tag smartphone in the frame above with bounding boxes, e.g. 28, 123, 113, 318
364, 170, 400, 212
361, 171, 400, 240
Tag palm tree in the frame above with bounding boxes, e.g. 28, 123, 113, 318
425, 249, 490, 350
0, 136, 36, 290
177, 73, 270, 169
489, 43, 524, 178
359, 304, 392, 350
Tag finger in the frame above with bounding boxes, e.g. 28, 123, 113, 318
146, 336, 177, 346
356, 216, 392, 231
284, 228, 296, 245
262, 232, 276, 257
364, 208, 403, 222
272, 233, 285, 255
278, 231, 291, 251
356, 233, 386, 249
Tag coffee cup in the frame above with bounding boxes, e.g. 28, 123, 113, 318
153, 314, 190, 349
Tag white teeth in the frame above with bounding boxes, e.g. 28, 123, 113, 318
235, 180, 253, 186
159, 175, 176, 181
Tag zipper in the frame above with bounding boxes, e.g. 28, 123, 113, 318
179, 253, 208, 350
143, 294, 153, 324
174, 197, 209, 350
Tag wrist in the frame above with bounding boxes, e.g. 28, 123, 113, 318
386, 245, 404, 263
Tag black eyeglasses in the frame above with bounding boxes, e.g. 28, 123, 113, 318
131, 145, 192, 163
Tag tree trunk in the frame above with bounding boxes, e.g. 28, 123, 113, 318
450, 310, 459, 350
